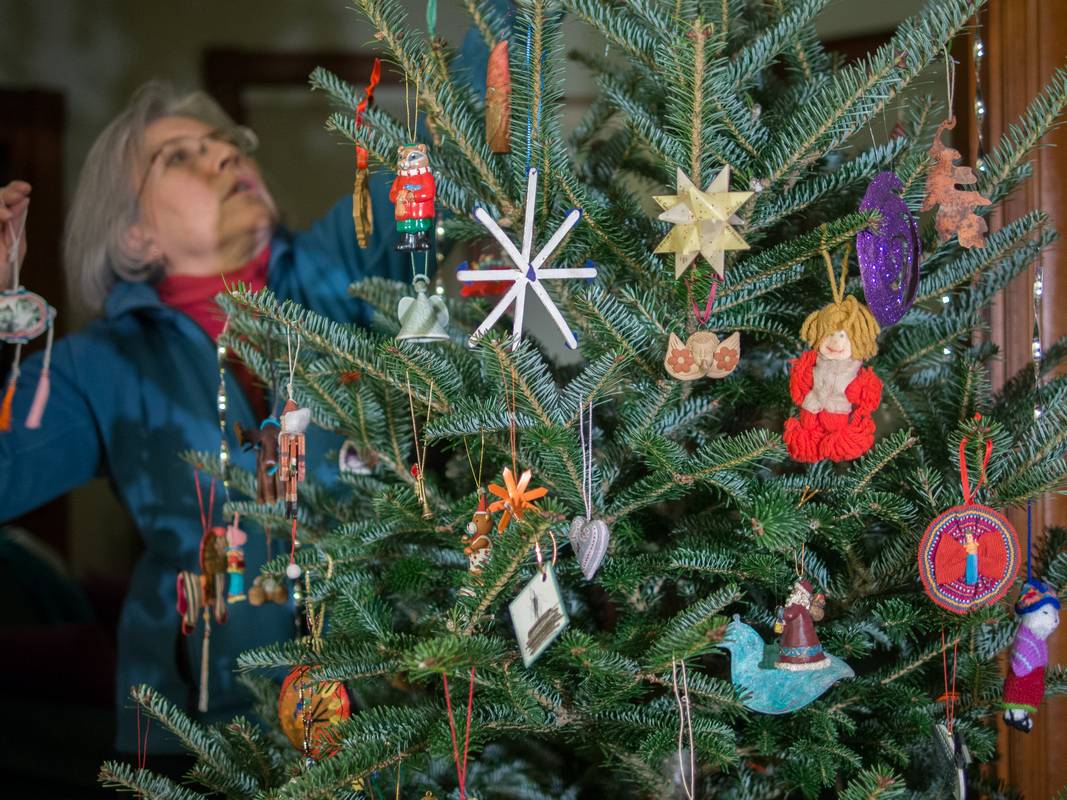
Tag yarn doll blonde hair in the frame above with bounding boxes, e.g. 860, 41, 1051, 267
800, 247, 881, 361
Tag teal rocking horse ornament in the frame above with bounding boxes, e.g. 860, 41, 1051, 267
719, 579, 854, 714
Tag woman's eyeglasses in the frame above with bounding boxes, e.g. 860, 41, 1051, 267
136, 127, 257, 200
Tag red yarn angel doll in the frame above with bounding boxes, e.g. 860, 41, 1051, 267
783, 248, 883, 463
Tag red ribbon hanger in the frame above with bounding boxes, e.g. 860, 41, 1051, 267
355, 58, 382, 169
958, 414, 993, 505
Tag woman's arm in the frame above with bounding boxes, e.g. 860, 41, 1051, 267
0, 337, 103, 521
272, 173, 417, 325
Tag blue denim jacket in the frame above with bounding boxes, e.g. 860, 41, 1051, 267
0, 178, 408, 752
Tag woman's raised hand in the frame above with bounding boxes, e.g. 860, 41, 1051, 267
0, 180, 31, 289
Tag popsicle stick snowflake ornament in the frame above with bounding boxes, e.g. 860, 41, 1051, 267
457, 168, 595, 350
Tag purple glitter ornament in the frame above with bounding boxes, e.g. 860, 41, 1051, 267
856, 172, 920, 327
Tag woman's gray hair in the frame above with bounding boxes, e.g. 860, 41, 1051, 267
64, 81, 257, 315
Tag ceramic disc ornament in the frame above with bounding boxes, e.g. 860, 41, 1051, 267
277, 666, 351, 758
856, 172, 920, 327
918, 504, 1019, 614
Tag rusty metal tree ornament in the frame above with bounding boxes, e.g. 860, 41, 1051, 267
921, 118, 991, 248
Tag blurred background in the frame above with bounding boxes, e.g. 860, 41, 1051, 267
1, 0, 1062, 797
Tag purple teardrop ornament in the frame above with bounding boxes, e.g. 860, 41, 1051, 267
856, 172, 920, 327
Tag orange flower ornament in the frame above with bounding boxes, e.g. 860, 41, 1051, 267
487, 467, 548, 532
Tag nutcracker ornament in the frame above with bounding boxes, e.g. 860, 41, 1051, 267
782, 247, 883, 463
390, 143, 436, 252
225, 515, 248, 603
1002, 579, 1060, 733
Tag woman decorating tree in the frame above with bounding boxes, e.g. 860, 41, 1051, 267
0, 82, 408, 755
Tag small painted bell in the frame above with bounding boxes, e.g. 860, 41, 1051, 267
397, 274, 449, 343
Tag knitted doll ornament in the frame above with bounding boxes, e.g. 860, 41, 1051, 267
783, 248, 882, 463
1003, 579, 1060, 733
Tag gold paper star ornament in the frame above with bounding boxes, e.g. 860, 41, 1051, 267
653, 165, 754, 278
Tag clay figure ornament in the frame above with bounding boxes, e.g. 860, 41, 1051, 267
782, 253, 883, 464
664, 330, 741, 380
390, 143, 436, 252
1003, 579, 1060, 733
922, 118, 991, 249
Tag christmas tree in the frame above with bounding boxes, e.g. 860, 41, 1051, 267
101, 0, 1067, 797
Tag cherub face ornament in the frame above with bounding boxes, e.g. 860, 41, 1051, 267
664, 331, 741, 380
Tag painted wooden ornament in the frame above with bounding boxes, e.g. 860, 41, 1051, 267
856, 171, 921, 327
235, 416, 280, 503
653, 166, 754, 279
486, 40, 511, 154
1002, 579, 1061, 733
664, 331, 741, 380
457, 168, 593, 350
917, 428, 1019, 614
391, 143, 436, 252
921, 118, 991, 249
277, 665, 351, 758
783, 248, 882, 463
718, 615, 853, 714
224, 516, 248, 603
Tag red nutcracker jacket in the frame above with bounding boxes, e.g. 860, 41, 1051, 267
390, 168, 436, 222
788, 349, 882, 417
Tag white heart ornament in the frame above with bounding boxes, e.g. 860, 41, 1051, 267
569, 516, 611, 580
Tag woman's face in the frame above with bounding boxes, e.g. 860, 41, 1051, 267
131, 116, 277, 276
818, 330, 853, 361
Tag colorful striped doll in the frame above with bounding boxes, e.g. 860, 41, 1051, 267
1003, 580, 1060, 733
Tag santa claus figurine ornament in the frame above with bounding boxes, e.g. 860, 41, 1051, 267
1003, 580, 1060, 733
783, 246, 882, 463
775, 578, 831, 670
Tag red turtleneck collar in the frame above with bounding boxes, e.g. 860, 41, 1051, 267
156, 246, 271, 341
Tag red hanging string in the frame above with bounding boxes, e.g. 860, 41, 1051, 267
958, 414, 992, 505
135, 701, 151, 798
442, 667, 477, 800
193, 468, 216, 533
691, 275, 721, 325
354, 58, 382, 169
940, 628, 959, 733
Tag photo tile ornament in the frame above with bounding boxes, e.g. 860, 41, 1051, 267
856, 171, 920, 327
653, 166, 754, 279
457, 167, 594, 350
509, 562, 569, 667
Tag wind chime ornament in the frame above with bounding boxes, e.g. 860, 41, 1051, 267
1003, 578, 1060, 733
571, 398, 610, 580
782, 246, 883, 463
457, 167, 594, 350
917, 419, 1020, 614
0, 200, 57, 431
856, 171, 921, 327
485, 40, 511, 154
352, 58, 382, 248
653, 165, 754, 279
